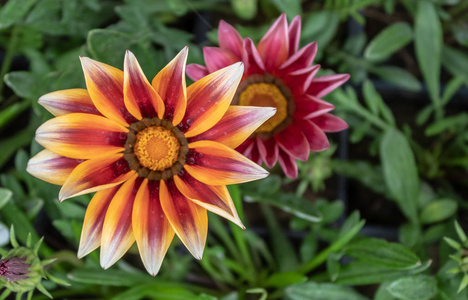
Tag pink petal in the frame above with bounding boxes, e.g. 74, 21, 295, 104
218, 20, 244, 58
312, 113, 348, 132
278, 148, 298, 179
308, 74, 350, 98
257, 14, 289, 73
288, 16, 301, 55
300, 119, 331, 151
280, 42, 317, 74
256, 137, 278, 168
186, 64, 209, 82
294, 94, 334, 120
284, 65, 320, 95
242, 38, 265, 77
274, 125, 310, 161
204, 47, 240, 74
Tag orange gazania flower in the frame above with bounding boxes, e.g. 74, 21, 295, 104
26, 48, 275, 275
187, 14, 349, 178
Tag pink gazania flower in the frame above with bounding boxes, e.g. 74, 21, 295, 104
187, 14, 349, 178
26, 48, 275, 275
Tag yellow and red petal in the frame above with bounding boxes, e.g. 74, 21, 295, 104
80, 57, 136, 126
288, 16, 301, 55
294, 95, 334, 120
186, 64, 209, 82
278, 148, 298, 179
257, 13, 289, 72
38, 89, 101, 117
218, 20, 243, 58
124, 50, 165, 120
204, 47, 240, 74
59, 154, 134, 201
242, 38, 265, 77
185, 140, 269, 185
312, 114, 348, 132
160, 179, 207, 259
307, 74, 350, 98
257, 137, 279, 168
174, 171, 244, 228
78, 185, 120, 258
26, 150, 81, 185
274, 125, 310, 161
181, 63, 243, 138
133, 179, 175, 276
300, 119, 331, 151
151, 47, 187, 126
35, 113, 128, 160
100, 174, 142, 269
189, 106, 276, 149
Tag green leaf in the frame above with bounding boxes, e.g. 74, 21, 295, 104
285, 282, 369, 300
387, 275, 437, 300
371, 66, 421, 92
380, 130, 419, 223
232, 0, 257, 20
265, 272, 307, 288
345, 238, 421, 270
414, 1, 442, 106
4, 71, 44, 99
87, 29, 135, 68
374, 282, 399, 300
442, 46, 468, 82
419, 199, 457, 224
441, 76, 465, 105
0, 0, 37, 29
68, 269, 152, 286
425, 114, 468, 136
362, 80, 395, 125
0, 188, 13, 210
454, 221, 467, 243
364, 22, 412, 62
302, 11, 340, 48
327, 253, 342, 282
269, 0, 301, 19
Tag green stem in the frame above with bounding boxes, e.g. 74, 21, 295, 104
0, 26, 20, 101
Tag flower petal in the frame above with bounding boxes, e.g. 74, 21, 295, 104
274, 125, 310, 161
186, 64, 208, 81
300, 119, 331, 151
160, 179, 207, 259
204, 47, 240, 74
124, 50, 165, 120
35, 113, 128, 160
78, 185, 120, 258
100, 174, 142, 269
284, 65, 320, 95
26, 150, 81, 185
307, 74, 350, 98
242, 38, 265, 76
257, 14, 289, 72
80, 57, 136, 126
288, 15, 301, 54
257, 137, 278, 168
218, 20, 243, 58
133, 179, 174, 276
312, 113, 348, 132
185, 140, 269, 185
151, 47, 188, 126
189, 106, 276, 149
294, 95, 334, 120
59, 154, 135, 201
38, 89, 101, 117
174, 171, 244, 228
181, 62, 243, 138
278, 148, 298, 179
280, 42, 317, 74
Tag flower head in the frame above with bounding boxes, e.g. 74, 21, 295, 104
187, 14, 349, 178
27, 48, 275, 276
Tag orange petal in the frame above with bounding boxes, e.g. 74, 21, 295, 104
159, 179, 207, 259
181, 62, 243, 138
38, 89, 101, 117
100, 174, 142, 269
124, 50, 165, 120
151, 47, 187, 126
257, 14, 289, 72
26, 150, 81, 185
78, 185, 120, 258
59, 154, 135, 201
80, 57, 136, 126
184, 140, 269, 185
174, 172, 244, 228
133, 179, 175, 276
189, 105, 276, 149
35, 113, 128, 160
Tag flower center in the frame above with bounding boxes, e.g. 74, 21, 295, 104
234, 74, 295, 139
124, 118, 188, 180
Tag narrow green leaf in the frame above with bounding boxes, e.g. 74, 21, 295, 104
442, 76, 465, 105
362, 80, 395, 125
371, 66, 421, 92
442, 46, 468, 82
285, 282, 369, 300
232, 0, 257, 20
269, 0, 301, 19
459, 273, 468, 293
387, 275, 437, 300
364, 22, 412, 62
414, 1, 442, 108
454, 221, 467, 243
68, 269, 152, 286
265, 272, 307, 288
444, 237, 462, 251
419, 199, 458, 224
0, 0, 37, 29
345, 238, 421, 270
425, 114, 468, 136
380, 130, 419, 223
327, 252, 342, 281
0, 188, 12, 210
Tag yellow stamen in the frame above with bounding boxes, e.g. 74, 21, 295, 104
134, 126, 180, 171
238, 83, 288, 132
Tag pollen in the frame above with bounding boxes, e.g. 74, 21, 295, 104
239, 83, 288, 133
133, 126, 180, 171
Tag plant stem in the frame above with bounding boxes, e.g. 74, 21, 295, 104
0, 26, 20, 102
